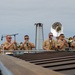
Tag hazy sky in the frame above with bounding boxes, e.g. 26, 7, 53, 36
0, 0, 75, 44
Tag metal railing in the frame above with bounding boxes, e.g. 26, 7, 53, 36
0, 49, 75, 55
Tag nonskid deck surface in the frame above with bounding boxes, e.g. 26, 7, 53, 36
14, 51, 75, 75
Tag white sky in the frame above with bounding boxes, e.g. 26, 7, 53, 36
0, 0, 75, 44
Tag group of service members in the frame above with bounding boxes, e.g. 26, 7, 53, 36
0, 35, 35, 53
0, 33, 75, 54
43, 32, 75, 51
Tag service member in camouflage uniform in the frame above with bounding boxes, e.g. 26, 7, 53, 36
42, 32, 55, 50
20, 35, 35, 50
3, 35, 18, 54
55, 34, 68, 51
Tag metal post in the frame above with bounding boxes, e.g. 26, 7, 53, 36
1, 33, 18, 41
35, 23, 44, 50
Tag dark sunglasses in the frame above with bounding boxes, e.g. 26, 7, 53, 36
8, 37, 12, 39
49, 35, 53, 38
25, 38, 29, 40
49, 35, 53, 36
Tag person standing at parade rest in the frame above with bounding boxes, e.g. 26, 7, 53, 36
42, 32, 55, 50
71, 36, 75, 50
55, 34, 68, 51
20, 35, 35, 50
3, 35, 18, 54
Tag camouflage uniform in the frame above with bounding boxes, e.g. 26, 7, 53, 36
43, 39, 55, 50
